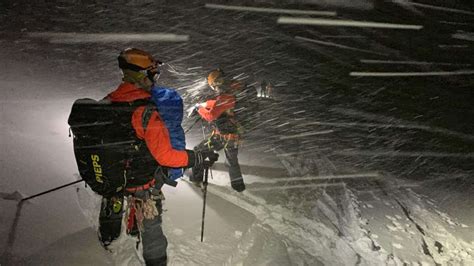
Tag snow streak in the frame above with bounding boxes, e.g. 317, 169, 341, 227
205, 3, 337, 16
296, 36, 388, 56
28, 32, 190, 43
350, 70, 474, 77
278, 17, 423, 30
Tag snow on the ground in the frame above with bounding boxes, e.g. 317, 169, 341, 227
355, 181, 474, 265
1, 149, 472, 265
57, 165, 472, 265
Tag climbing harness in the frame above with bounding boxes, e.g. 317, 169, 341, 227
125, 178, 156, 193
209, 129, 241, 150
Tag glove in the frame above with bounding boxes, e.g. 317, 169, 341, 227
186, 150, 219, 186
195, 150, 219, 168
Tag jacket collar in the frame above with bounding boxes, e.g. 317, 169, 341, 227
106, 82, 150, 102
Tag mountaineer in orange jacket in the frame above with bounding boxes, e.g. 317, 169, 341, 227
189, 69, 246, 192
100, 48, 217, 265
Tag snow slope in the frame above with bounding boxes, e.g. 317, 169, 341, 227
11, 154, 471, 265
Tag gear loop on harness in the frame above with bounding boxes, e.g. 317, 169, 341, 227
125, 193, 160, 234
210, 129, 241, 151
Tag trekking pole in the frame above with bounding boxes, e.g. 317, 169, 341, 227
200, 119, 206, 140
200, 166, 209, 242
20, 179, 84, 202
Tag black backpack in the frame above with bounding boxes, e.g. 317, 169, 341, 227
68, 98, 157, 197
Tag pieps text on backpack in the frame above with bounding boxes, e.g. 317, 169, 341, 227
91, 154, 104, 183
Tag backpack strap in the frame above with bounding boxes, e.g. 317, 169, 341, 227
141, 103, 156, 132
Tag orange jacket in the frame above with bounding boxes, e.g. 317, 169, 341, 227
106, 83, 189, 167
197, 94, 236, 122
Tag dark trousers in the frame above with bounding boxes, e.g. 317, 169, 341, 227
99, 194, 168, 265
142, 211, 167, 265
192, 135, 245, 192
